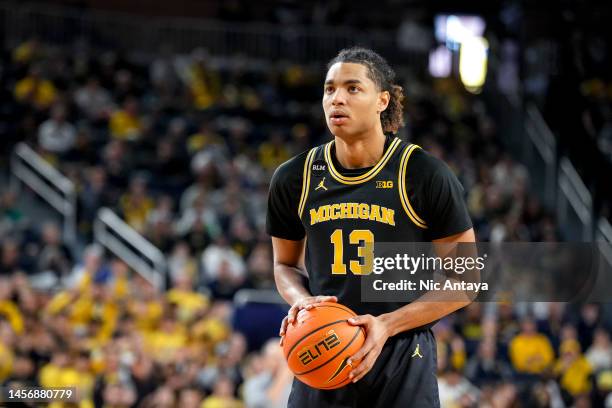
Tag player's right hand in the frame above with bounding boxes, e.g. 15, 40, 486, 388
279, 295, 338, 346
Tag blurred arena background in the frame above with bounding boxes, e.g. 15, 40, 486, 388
0, 0, 611, 407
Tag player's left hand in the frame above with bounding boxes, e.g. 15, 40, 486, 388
346, 314, 391, 382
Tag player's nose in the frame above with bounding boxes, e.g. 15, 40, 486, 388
330, 89, 347, 105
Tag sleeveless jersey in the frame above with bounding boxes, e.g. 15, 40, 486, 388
297, 137, 428, 317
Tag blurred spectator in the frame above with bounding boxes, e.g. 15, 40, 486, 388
12, 37, 42, 65
178, 386, 204, 408
0, 191, 26, 236
119, 176, 155, 233
14, 65, 57, 110
577, 303, 601, 349
101, 382, 137, 408
437, 368, 479, 407
182, 48, 221, 111
586, 328, 612, 372
166, 274, 209, 324
80, 166, 116, 230
167, 241, 198, 284
480, 382, 519, 407
201, 237, 247, 300
175, 193, 220, 246
0, 278, 24, 335
246, 242, 274, 289
465, 339, 513, 387
554, 339, 593, 403
37, 104, 76, 155
110, 96, 144, 141
37, 222, 73, 279
0, 239, 32, 276
187, 121, 224, 155
258, 130, 291, 171
62, 244, 106, 289
150, 44, 179, 92
198, 333, 246, 390
74, 77, 114, 123
201, 375, 243, 408
243, 338, 292, 408
509, 317, 555, 375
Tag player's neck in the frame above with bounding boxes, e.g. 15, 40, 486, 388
334, 131, 387, 169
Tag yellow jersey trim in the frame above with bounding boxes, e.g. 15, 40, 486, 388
324, 137, 402, 185
298, 148, 317, 218
398, 144, 428, 229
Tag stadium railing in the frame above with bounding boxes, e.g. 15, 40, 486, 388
94, 207, 167, 290
10, 142, 77, 246
525, 103, 557, 209
558, 157, 593, 242
597, 217, 612, 265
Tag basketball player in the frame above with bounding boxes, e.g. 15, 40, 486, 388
267, 47, 476, 408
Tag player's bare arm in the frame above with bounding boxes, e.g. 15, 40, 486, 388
272, 236, 337, 345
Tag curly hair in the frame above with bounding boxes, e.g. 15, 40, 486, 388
327, 47, 405, 134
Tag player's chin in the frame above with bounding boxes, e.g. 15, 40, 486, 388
327, 122, 352, 137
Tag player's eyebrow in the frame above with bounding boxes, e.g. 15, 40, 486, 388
324, 79, 363, 86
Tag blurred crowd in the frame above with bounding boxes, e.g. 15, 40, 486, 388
0, 37, 611, 408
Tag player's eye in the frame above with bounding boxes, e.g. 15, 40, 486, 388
325, 86, 335, 94
348, 86, 359, 93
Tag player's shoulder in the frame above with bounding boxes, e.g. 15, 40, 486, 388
269, 148, 312, 188
404, 144, 455, 182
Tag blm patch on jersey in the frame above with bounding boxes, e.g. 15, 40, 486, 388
312, 160, 327, 177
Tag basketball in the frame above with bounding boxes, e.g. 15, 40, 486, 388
283, 302, 366, 389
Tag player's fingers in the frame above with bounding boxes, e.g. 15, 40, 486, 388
279, 316, 289, 336
347, 314, 372, 327
350, 347, 380, 382
347, 338, 375, 365
286, 305, 299, 324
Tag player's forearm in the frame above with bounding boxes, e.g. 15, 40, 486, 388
274, 263, 311, 305
379, 295, 471, 337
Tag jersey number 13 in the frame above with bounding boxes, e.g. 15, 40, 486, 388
330, 229, 374, 275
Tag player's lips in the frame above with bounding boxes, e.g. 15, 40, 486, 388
329, 110, 349, 125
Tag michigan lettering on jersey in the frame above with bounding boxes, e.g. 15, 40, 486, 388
309, 203, 395, 226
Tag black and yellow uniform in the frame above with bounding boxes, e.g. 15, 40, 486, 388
267, 135, 472, 408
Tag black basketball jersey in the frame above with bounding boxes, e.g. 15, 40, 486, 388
267, 135, 472, 317
296, 137, 427, 315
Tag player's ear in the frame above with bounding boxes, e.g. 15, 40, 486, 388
378, 90, 390, 113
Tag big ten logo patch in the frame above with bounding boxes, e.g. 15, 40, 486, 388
376, 180, 394, 189
298, 330, 341, 366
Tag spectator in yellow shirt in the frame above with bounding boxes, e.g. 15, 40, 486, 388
13, 37, 41, 64
201, 376, 243, 408
0, 339, 13, 383
119, 177, 154, 232
109, 97, 143, 141
555, 339, 593, 398
167, 274, 209, 324
0, 278, 24, 335
14, 66, 57, 110
509, 318, 554, 374
258, 131, 291, 171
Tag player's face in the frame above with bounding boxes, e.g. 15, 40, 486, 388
323, 62, 389, 138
